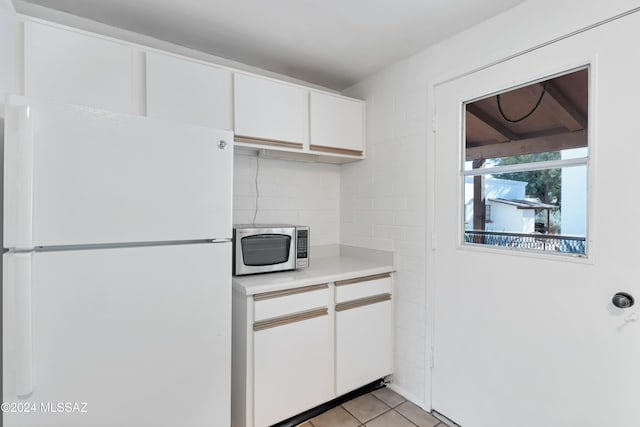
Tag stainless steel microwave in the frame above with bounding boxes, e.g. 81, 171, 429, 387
232, 224, 309, 275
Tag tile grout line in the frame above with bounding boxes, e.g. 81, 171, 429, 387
368, 391, 422, 426
390, 407, 421, 427
339, 403, 363, 424
340, 392, 393, 426
354, 407, 423, 427
395, 399, 445, 427
371, 389, 408, 409
369, 392, 392, 407
341, 393, 393, 425
309, 389, 439, 427
360, 408, 394, 426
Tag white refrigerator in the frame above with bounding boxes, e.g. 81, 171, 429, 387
2, 95, 233, 426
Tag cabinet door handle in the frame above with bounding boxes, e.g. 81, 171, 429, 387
253, 283, 328, 301
335, 294, 391, 312
335, 273, 391, 287
253, 308, 328, 331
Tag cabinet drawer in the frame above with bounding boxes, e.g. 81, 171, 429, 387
254, 284, 329, 321
335, 273, 392, 303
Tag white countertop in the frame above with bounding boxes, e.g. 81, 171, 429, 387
232, 245, 395, 296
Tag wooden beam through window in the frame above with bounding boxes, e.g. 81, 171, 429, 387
518, 82, 587, 132
466, 104, 522, 141
543, 81, 588, 130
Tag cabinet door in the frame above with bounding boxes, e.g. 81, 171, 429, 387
336, 298, 392, 395
253, 312, 332, 427
234, 73, 308, 148
146, 52, 232, 129
23, 21, 134, 113
310, 92, 365, 156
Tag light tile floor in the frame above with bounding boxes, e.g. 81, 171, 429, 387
297, 387, 445, 427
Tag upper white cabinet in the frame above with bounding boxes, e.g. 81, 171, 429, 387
23, 21, 135, 113
146, 52, 232, 129
310, 91, 365, 156
234, 73, 308, 149
18, 18, 366, 163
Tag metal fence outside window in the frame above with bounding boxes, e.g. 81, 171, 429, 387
464, 230, 586, 254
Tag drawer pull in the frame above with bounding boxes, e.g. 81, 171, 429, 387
335, 294, 391, 312
254, 308, 328, 331
253, 283, 329, 301
335, 273, 391, 287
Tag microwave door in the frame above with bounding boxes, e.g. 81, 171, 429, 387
237, 233, 295, 275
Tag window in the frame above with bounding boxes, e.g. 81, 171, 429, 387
463, 68, 588, 255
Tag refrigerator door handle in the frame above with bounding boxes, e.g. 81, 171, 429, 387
211, 238, 232, 243
10, 253, 34, 398
5, 100, 35, 250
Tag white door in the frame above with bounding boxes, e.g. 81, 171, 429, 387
3, 243, 231, 427
3, 96, 233, 249
432, 13, 640, 427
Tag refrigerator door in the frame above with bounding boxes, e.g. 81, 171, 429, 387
3, 243, 231, 427
3, 95, 233, 250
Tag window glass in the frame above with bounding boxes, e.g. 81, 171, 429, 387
463, 68, 588, 255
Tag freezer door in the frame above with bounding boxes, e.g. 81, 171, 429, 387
3, 95, 233, 249
2, 243, 231, 427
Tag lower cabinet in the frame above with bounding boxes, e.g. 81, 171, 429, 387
335, 273, 393, 395
232, 272, 393, 427
254, 312, 332, 427
336, 298, 393, 395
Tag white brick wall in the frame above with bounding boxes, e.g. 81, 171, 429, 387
233, 153, 340, 246
342, 58, 429, 404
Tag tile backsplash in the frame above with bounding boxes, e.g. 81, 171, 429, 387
233, 152, 340, 246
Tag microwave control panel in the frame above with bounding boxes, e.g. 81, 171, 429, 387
296, 227, 309, 268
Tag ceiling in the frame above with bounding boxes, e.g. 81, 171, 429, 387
17, 0, 527, 90
466, 68, 588, 162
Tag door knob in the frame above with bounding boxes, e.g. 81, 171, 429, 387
612, 292, 635, 309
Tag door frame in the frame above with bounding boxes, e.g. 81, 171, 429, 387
423, 5, 640, 413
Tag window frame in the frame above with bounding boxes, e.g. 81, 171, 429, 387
460, 68, 590, 258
